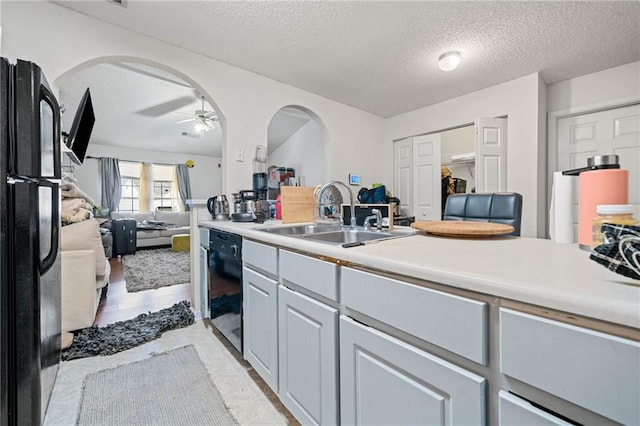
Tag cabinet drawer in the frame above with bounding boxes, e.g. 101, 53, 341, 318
279, 250, 338, 301
500, 308, 640, 425
498, 391, 571, 425
243, 239, 278, 277
342, 267, 488, 364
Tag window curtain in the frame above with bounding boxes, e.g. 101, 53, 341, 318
100, 157, 121, 213
139, 162, 153, 212
175, 164, 192, 211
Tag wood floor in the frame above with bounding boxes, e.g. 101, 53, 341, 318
93, 255, 191, 326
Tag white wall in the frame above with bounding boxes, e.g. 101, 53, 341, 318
69, 143, 222, 208
1, 2, 386, 200
385, 73, 545, 237
268, 120, 325, 188
547, 61, 640, 113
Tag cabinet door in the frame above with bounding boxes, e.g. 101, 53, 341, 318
413, 134, 442, 220
340, 316, 486, 426
278, 286, 338, 425
198, 246, 209, 319
394, 138, 413, 216
243, 267, 279, 392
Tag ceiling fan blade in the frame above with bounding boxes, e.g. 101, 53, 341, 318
202, 111, 217, 119
135, 95, 195, 117
176, 117, 197, 124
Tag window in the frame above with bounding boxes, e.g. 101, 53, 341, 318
118, 161, 140, 213
153, 165, 179, 211
116, 162, 179, 213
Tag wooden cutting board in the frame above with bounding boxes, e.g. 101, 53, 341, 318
280, 186, 317, 224
411, 220, 514, 237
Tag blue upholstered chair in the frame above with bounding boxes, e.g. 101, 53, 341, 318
443, 193, 523, 236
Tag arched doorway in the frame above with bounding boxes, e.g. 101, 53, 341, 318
267, 105, 328, 188
54, 57, 225, 204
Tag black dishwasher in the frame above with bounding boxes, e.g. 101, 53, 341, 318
209, 229, 242, 353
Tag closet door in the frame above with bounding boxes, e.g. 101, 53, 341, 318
413, 134, 441, 220
475, 117, 507, 193
393, 138, 413, 216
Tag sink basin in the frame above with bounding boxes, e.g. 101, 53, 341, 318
257, 223, 342, 236
256, 223, 415, 245
300, 229, 402, 245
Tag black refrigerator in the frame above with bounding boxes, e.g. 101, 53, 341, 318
0, 58, 62, 425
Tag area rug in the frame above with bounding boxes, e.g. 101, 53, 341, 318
62, 301, 194, 361
123, 247, 190, 292
76, 345, 238, 425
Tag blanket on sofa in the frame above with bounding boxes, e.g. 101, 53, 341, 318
61, 182, 95, 225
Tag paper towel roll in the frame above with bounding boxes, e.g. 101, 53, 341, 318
549, 171, 575, 243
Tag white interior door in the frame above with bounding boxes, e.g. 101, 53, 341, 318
393, 138, 413, 216
475, 117, 508, 193
557, 104, 640, 236
412, 134, 441, 220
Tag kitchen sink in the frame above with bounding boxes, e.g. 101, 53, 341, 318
256, 223, 342, 236
256, 223, 414, 245
299, 229, 401, 244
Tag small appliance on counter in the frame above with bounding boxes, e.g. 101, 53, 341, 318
231, 190, 269, 222
563, 154, 629, 250
207, 195, 230, 221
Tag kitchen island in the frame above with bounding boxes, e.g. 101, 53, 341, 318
197, 219, 640, 425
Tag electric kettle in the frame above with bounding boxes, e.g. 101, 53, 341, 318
207, 195, 230, 221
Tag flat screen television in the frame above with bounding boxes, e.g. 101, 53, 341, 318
64, 88, 95, 165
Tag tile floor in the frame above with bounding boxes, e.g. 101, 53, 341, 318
45, 321, 288, 425
46, 255, 295, 425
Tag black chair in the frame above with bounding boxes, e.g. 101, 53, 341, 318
443, 193, 523, 236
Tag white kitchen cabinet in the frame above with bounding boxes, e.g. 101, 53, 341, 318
243, 266, 279, 392
278, 285, 338, 425
279, 250, 338, 301
340, 316, 486, 425
198, 245, 209, 318
500, 308, 640, 425
498, 391, 572, 426
342, 267, 488, 364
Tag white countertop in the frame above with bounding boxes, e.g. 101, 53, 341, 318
199, 219, 640, 329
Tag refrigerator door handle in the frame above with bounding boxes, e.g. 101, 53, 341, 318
40, 183, 59, 275
40, 84, 61, 179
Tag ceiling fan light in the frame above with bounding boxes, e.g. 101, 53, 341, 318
438, 51, 460, 72
194, 121, 210, 133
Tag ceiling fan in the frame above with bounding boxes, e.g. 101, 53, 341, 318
175, 96, 217, 133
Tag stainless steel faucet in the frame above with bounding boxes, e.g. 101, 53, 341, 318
316, 180, 356, 228
363, 208, 382, 231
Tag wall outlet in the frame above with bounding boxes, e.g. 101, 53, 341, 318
235, 149, 244, 162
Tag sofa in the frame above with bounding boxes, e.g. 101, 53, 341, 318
60, 219, 111, 332
110, 210, 191, 248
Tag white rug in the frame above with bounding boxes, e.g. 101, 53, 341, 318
123, 248, 190, 292
76, 345, 237, 425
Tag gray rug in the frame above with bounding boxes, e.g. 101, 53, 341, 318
62, 301, 194, 361
123, 247, 190, 292
76, 345, 238, 425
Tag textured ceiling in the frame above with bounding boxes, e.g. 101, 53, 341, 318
58, 62, 222, 157
52, 0, 640, 118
